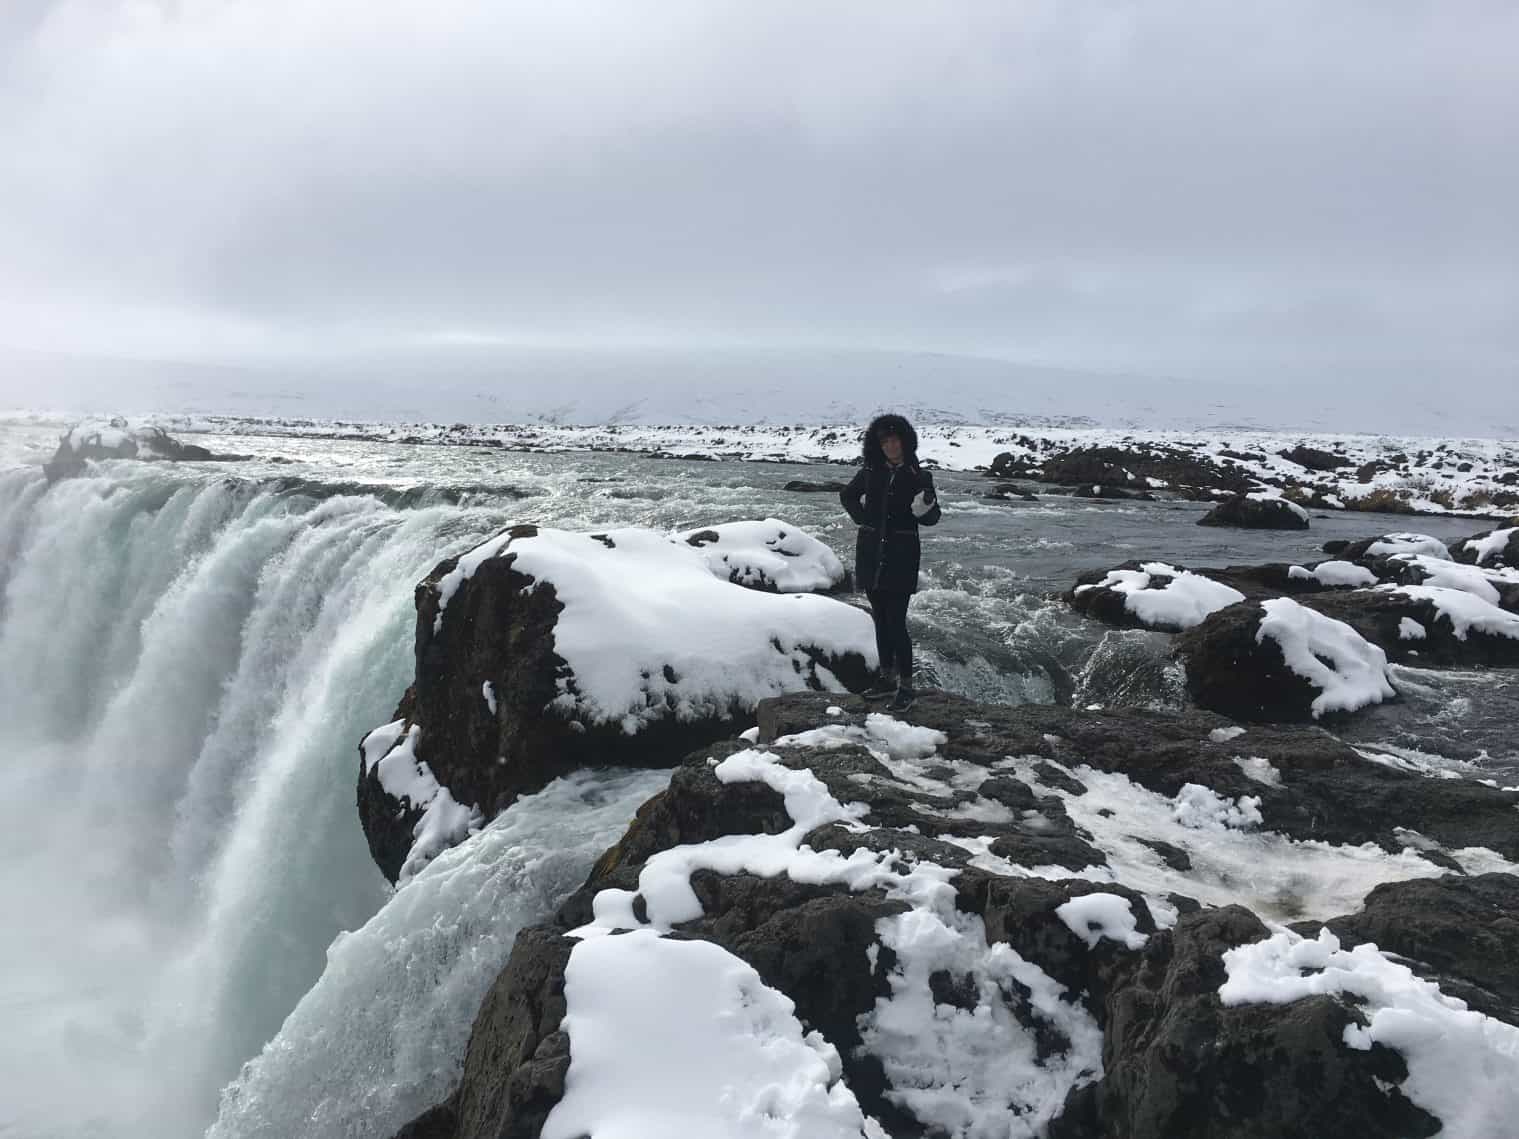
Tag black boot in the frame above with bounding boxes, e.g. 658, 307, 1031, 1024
887, 685, 916, 712
862, 670, 898, 700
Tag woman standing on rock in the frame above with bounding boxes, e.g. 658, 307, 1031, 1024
840, 413, 941, 711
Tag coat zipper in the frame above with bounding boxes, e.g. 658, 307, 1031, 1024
873, 465, 897, 589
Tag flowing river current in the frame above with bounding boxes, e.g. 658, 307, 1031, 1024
0, 422, 1512, 1138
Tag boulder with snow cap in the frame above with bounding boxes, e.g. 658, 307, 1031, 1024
1300, 586, 1519, 667
1176, 597, 1395, 722
1196, 493, 1310, 530
357, 523, 875, 884
1279, 444, 1351, 471
391, 691, 1519, 1139
1454, 525, 1519, 570
43, 419, 221, 479
677, 517, 849, 593
1049, 906, 1440, 1139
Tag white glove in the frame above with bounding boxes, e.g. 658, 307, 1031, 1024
911, 489, 936, 518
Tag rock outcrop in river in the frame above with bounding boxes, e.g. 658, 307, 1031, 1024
1068, 527, 1519, 723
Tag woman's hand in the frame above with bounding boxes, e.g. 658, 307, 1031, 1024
910, 489, 936, 518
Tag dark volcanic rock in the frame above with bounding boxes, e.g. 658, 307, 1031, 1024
1040, 445, 1249, 496
782, 479, 848, 493
1175, 601, 1375, 723
1313, 874, 1519, 1024
1297, 588, 1519, 667
1280, 444, 1351, 471
357, 525, 873, 884
44, 420, 222, 480
1050, 906, 1440, 1139
983, 481, 1039, 501
391, 691, 1519, 1139
1452, 525, 1519, 569
1196, 494, 1309, 530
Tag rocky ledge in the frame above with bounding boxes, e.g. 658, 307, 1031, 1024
358, 519, 872, 884
1067, 528, 1519, 723
388, 691, 1519, 1139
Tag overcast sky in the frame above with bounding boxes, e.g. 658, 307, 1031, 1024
1, 1, 1515, 418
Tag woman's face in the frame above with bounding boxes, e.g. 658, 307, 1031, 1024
879, 432, 904, 463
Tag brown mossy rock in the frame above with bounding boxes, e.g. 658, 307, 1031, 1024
1049, 906, 1439, 1139
1197, 495, 1309, 530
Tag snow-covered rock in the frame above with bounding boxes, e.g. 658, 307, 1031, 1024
1070, 561, 1245, 632
357, 523, 875, 884
1177, 598, 1395, 722
1196, 493, 1310, 530
43, 418, 220, 479
677, 518, 848, 593
1456, 526, 1519, 569
388, 692, 1519, 1139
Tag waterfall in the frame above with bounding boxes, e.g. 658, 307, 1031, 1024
0, 465, 523, 1138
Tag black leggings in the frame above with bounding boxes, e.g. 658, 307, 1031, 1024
866, 589, 912, 685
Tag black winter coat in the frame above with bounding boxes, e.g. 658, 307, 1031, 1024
840, 462, 942, 593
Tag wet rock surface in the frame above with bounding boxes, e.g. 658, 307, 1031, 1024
391, 691, 1517, 1139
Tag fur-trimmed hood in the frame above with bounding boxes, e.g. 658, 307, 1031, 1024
861, 413, 920, 468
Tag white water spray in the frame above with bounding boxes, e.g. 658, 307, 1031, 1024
0, 465, 524, 1138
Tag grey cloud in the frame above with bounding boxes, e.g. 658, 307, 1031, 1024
0, 0, 1514, 420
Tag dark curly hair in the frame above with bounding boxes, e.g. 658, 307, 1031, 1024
861, 413, 920, 468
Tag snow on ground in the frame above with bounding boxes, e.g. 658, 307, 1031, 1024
1465, 527, 1517, 565
1221, 928, 1519, 1139
1255, 598, 1396, 717
1366, 534, 1454, 559
1055, 894, 1149, 950
1171, 784, 1263, 830
1074, 562, 1245, 631
676, 518, 847, 593
1380, 585, 1519, 641
361, 721, 482, 885
570, 741, 1105, 1138
1288, 560, 1378, 588
1387, 553, 1519, 606
175, 414, 1519, 517
544, 930, 886, 1139
998, 756, 1477, 923
433, 525, 877, 733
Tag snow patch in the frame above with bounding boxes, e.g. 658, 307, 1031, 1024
1172, 783, 1263, 830
1232, 755, 1283, 788
362, 721, 483, 885
1075, 561, 1245, 631
1221, 928, 1519, 1139
544, 931, 886, 1139
1398, 617, 1427, 641
1208, 725, 1247, 743
1365, 533, 1452, 560
1288, 560, 1377, 588
1465, 527, 1517, 566
678, 517, 848, 593
1055, 893, 1149, 950
1382, 585, 1519, 641
1255, 597, 1396, 717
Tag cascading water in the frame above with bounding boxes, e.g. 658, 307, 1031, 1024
0, 464, 524, 1138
